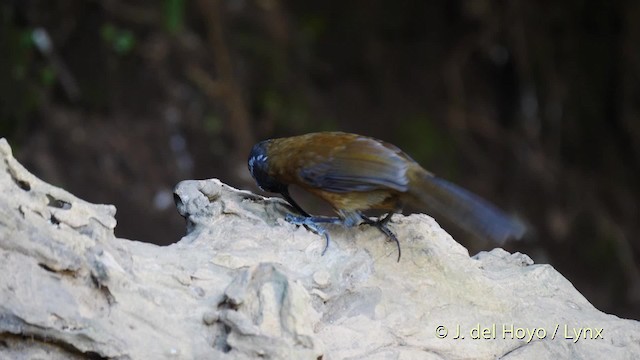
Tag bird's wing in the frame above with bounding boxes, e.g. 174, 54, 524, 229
298, 137, 410, 193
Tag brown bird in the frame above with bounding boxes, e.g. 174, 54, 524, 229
248, 132, 525, 261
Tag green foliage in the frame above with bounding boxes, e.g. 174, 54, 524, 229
100, 24, 136, 55
397, 114, 456, 177
299, 15, 326, 44
40, 66, 56, 87
0, 7, 42, 142
204, 114, 223, 136
163, 0, 185, 35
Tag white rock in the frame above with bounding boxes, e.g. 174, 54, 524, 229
0, 137, 638, 359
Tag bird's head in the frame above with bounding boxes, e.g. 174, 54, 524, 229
248, 140, 284, 193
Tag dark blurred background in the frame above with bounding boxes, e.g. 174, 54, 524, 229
1, 0, 639, 320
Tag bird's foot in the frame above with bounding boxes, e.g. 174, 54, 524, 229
285, 212, 401, 262
285, 214, 343, 255
359, 213, 401, 262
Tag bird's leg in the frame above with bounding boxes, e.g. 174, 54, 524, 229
285, 214, 344, 255
285, 209, 363, 254
286, 210, 400, 261
359, 212, 401, 262
280, 188, 350, 255
280, 188, 311, 217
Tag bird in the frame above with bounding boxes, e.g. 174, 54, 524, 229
248, 131, 525, 261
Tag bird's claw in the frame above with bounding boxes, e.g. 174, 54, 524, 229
375, 222, 401, 262
285, 214, 331, 255
360, 213, 401, 262
285, 213, 400, 261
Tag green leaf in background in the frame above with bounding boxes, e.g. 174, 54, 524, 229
40, 66, 56, 87
397, 113, 457, 178
164, 0, 185, 35
100, 23, 136, 55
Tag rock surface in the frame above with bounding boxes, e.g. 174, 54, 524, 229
0, 137, 638, 360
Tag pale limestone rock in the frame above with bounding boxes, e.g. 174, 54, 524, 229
0, 137, 639, 359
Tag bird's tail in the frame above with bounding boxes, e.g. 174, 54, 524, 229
407, 170, 526, 244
